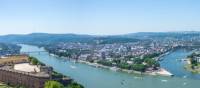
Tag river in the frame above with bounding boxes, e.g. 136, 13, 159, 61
20, 44, 200, 88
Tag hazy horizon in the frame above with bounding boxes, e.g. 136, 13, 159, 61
0, 31, 200, 36
0, 0, 200, 35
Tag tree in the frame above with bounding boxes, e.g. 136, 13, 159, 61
32, 58, 39, 65
44, 81, 64, 88
67, 82, 84, 88
131, 64, 146, 72
113, 59, 121, 64
132, 58, 143, 64
97, 60, 113, 66
117, 63, 130, 69
144, 58, 160, 68
190, 58, 198, 66
29, 56, 39, 65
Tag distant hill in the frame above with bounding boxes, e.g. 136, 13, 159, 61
122, 31, 200, 40
1, 31, 199, 45
0, 33, 140, 45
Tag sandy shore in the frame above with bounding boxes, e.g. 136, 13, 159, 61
154, 68, 174, 76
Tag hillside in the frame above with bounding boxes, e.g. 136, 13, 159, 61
0, 33, 140, 45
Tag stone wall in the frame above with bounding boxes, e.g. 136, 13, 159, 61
0, 68, 50, 88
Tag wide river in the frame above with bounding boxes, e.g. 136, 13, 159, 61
20, 44, 200, 88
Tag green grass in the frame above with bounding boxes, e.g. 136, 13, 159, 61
0, 83, 12, 88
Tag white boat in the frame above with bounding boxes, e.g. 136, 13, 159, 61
161, 79, 168, 82
50, 54, 55, 56
70, 65, 77, 69
183, 82, 187, 85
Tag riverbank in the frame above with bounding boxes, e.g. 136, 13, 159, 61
183, 50, 200, 74
185, 64, 200, 74
78, 60, 173, 77
155, 50, 172, 61
49, 53, 173, 77
184, 59, 200, 74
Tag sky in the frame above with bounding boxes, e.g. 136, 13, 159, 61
0, 0, 200, 35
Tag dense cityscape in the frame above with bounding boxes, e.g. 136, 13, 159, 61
1, 0, 200, 88
0, 32, 200, 88
44, 32, 199, 74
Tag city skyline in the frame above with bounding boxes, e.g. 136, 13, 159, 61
0, 0, 200, 35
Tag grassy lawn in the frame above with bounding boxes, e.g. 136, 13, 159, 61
0, 83, 12, 88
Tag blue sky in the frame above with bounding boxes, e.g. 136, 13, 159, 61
0, 0, 200, 35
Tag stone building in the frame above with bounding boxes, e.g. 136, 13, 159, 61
0, 67, 50, 88
0, 55, 71, 88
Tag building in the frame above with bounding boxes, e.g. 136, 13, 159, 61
0, 66, 50, 88
194, 56, 200, 63
0, 55, 71, 88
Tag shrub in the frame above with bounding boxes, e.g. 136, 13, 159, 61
44, 81, 64, 88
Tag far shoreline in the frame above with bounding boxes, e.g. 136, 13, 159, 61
20, 44, 174, 77
77, 60, 174, 77
49, 53, 173, 77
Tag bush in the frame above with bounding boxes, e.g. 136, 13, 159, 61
144, 58, 160, 68
132, 58, 143, 64
190, 58, 198, 66
67, 82, 84, 88
97, 60, 113, 66
45, 81, 64, 88
117, 63, 130, 69
28, 56, 39, 65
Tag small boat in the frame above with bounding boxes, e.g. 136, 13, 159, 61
70, 65, 77, 69
50, 54, 55, 56
183, 76, 187, 78
161, 79, 168, 82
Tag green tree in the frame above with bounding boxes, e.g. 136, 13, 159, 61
29, 56, 39, 65
132, 58, 143, 64
44, 81, 64, 88
131, 64, 146, 72
117, 63, 130, 69
67, 82, 84, 88
190, 58, 198, 66
97, 60, 113, 66
144, 58, 160, 68
31, 58, 39, 65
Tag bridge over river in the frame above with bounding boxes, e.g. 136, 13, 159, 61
21, 51, 46, 54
